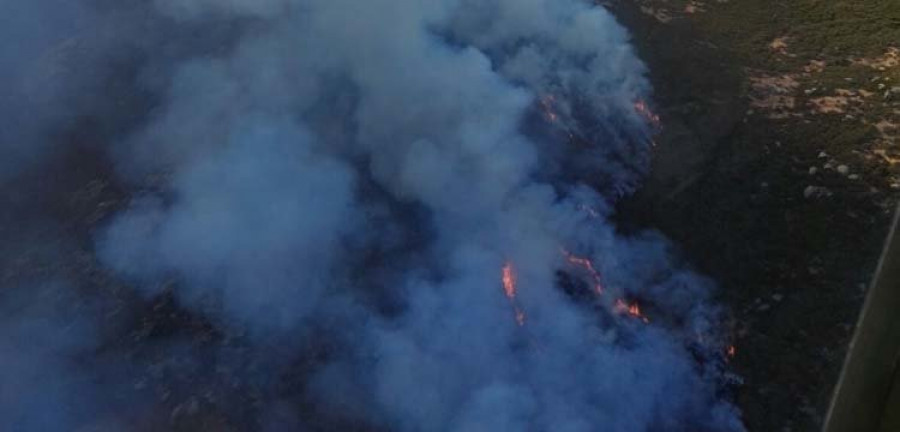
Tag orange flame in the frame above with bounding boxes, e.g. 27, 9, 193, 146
559, 249, 651, 324
615, 299, 650, 323
501, 262, 526, 326
502, 262, 517, 299
560, 249, 604, 294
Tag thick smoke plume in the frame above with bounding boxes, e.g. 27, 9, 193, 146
1, 0, 744, 430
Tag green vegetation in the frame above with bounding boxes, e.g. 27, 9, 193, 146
613, 1, 900, 431
701, 0, 900, 64
701, 0, 900, 184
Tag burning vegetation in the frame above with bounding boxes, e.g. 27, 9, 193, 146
634, 99, 662, 129
501, 261, 526, 326
0, 0, 743, 430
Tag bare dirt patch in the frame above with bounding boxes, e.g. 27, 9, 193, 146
853, 47, 900, 71
684, 1, 706, 14
808, 89, 873, 115
749, 73, 800, 118
639, 5, 672, 23
769, 37, 790, 56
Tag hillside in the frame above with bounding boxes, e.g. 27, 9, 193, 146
609, 1, 900, 430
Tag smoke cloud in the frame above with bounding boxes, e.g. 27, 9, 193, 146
0, 0, 94, 181
0, 0, 743, 430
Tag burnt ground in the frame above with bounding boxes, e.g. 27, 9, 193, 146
608, 1, 900, 431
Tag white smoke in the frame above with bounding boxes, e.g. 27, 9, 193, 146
0, 0, 743, 430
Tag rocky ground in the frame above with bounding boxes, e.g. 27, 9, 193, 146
607, 0, 900, 431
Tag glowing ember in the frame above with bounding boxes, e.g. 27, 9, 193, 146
501, 262, 526, 326
560, 249, 604, 294
633, 99, 661, 128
